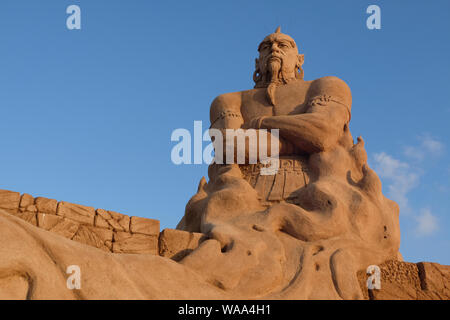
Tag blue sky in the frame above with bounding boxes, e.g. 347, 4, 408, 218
0, 0, 448, 264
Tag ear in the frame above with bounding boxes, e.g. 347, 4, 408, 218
297, 54, 304, 67
253, 58, 262, 84
254, 58, 261, 74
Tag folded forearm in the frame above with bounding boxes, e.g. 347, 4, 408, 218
260, 111, 344, 153
212, 129, 281, 164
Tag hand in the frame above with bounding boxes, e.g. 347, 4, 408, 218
242, 116, 267, 129
279, 137, 295, 155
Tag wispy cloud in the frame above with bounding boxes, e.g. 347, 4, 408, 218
372, 133, 445, 239
403, 134, 444, 161
415, 208, 439, 237
373, 152, 419, 213
403, 146, 424, 161
421, 135, 444, 155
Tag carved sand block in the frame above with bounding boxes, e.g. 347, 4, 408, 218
112, 231, 158, 254
110, 217, 159, 254
12, 211, 37, 226
72, 225, 114, 252
37, 213, 79, 239
19, 193, 34, 210
159, 228, 207, 261
130, 216, 159, 236
357, 260, 450, 300
57, 201, 95, 225
0, 189, 162, 254
95, 209, 130, 232
11, 193, 37, 226
35, 197, 58, 214
417, 262, 450, 297
36, 212, 113, 251
0, 189, 20, 214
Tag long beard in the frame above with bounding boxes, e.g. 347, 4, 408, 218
266, 60, 282, 106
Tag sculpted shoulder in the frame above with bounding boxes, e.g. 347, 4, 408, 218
209, 91, 243, 128
210, 91, 242, 111
308, 76, 352, 110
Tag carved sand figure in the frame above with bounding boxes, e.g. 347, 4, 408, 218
177, 27, 401, 299
2, 27, 435, 300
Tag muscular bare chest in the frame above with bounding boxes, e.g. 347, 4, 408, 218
240, 80, 311, 123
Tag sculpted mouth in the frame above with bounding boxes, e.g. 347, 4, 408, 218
269, 56, 282, 61
267, 56, 282, 67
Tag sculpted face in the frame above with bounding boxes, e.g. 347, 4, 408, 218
258, 34, 298, 79
254, 29, 304, 87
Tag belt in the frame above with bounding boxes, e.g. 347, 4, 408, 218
239, 156, 310, 205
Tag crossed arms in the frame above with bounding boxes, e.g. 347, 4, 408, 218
209, 77, 352, 161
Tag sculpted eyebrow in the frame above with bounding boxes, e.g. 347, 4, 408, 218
258, 41, 271, 51
279, 40, 293, 47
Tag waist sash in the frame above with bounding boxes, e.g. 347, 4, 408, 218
239, 156, 310, 205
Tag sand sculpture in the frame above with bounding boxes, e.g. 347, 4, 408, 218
0, 27, 448, 300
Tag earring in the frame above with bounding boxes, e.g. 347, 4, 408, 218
295, 66, 304, 80
253, 69, 262, 84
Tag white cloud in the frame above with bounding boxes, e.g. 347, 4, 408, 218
373, 152, 419, 213
415, 208, 439, 236
374, 152, 409, 177
403, 134, 444, 161
373, 134, 444, 237
421, 135, 444, 155
403, 145, 424, 161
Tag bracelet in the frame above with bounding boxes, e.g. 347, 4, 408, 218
257, 116, 268, 128
211, 110, 242, 126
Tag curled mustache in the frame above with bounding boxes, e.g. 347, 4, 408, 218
266, 60, 281, 106
264, 57, 283, 106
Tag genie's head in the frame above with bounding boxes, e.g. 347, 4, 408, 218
254, 27, 305, 88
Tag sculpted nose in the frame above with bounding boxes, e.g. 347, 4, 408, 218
271, 43, 281, 54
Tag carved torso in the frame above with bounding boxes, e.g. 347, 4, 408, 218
237, 80, 312, 205
209, 76, 353, 205
241, 79, 312, 122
